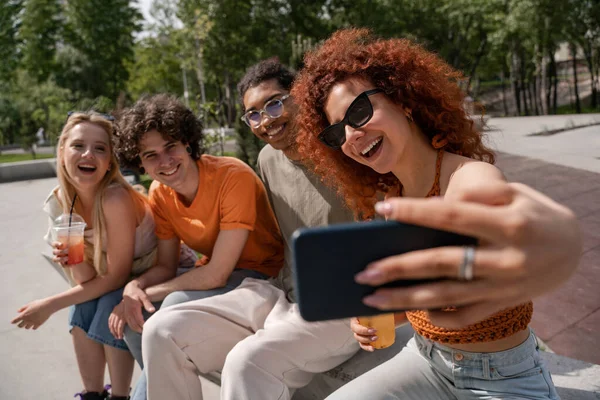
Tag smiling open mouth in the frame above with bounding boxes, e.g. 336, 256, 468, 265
78, 164, 97, 173
161, 165, 179, 176
361, 137, 383, 158
266, 124, 285, 139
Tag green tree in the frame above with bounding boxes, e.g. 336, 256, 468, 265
0, 82, 22, 145
8, 71, 72, 151
564, 0, 600, 109
62, 0, 142, 100
18, 0, 62, 82
126, 35, 186, 100
0, 0, 23, 83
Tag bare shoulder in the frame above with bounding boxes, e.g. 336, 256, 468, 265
102, 185, 136, 218
444, 154, 505, 198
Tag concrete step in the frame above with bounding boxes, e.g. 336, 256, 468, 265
201, 325, 600, 399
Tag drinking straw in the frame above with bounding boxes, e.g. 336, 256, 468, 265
69, 193, 78, 227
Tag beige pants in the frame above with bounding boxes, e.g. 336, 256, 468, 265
142, 278, 359, 400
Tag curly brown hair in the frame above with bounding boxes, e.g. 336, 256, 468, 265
115, 94, 205, 170
292, 28, 495, 219
237, 57, 296, 110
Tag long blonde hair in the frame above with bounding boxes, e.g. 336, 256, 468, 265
56, 112, 147, 275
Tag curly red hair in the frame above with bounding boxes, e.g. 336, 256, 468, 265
292, 29, 495, 219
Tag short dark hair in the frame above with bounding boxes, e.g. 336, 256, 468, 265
115, 94, 205, 170
237, 57, 296, 110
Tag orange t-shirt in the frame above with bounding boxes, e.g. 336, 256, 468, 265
148, 155, 284, 278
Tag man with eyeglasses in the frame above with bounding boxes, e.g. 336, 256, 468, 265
140, 58, 360, 400
239, 58, 358, 305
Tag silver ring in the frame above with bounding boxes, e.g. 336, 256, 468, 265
459, 246, 475, 281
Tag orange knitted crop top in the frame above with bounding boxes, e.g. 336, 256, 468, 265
400, 149, 533, 344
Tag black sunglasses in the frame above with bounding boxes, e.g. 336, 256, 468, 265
67, 111, 115, 122
318, 89, 383, 149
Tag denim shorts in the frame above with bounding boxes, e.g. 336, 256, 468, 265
69, 287, 127, 350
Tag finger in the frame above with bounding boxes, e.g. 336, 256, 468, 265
141, 296, 155, 314
109, 313, 117, 337
351, 319, 376, 335
359, 343, 375, 352
376, 197, 511, 243
110, 320, 118, 338
362, 280, 496, 311
353, 332, 377, 344
52, 247, 67, 256
454, 181, 515, 206
117, 319, 125, 339
357, 246, 468, 283
357, 246, 514, 283
52, 255, 68, 264
18, 321, 26, 328
11, 314, 23, 324
108, 315, 116, 337
427, 299, 524, 330
509, 182, 556, 206
17, 305, 26, 312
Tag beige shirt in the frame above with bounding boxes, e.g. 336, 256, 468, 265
257, 145, 354, 302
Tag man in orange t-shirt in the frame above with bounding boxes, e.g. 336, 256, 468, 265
113, 94, 284, 400
149, 154, 283, 279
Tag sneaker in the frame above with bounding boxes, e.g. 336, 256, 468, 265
74, 384, 110, 400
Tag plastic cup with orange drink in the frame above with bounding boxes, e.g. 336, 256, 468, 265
358, 313, 396, 349
53, 213, 86, 265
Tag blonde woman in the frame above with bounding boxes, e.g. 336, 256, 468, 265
11, 112, 158, 400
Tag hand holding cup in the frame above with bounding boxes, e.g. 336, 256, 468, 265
52, 213, 86, 266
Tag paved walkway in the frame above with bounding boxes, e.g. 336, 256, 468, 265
488, 115, 600, 364
486, 114, 600, 173
495, 152, 600, 364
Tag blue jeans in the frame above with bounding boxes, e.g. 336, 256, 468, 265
326, 330, 560, 400
128, 269, 268, 400
69, 287, 128, 350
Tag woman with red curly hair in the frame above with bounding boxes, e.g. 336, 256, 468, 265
293, 29, 561, 399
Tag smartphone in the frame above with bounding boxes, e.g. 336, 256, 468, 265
291, 220, 478, 322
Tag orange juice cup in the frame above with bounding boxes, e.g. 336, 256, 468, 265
57, 233, 85, 265
53, 214, 86, 265
358, 313, 396, 349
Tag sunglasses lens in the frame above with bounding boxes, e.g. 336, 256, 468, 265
318, 124, 345, 148
347, 96, 373, 127
265, 99, 283, 118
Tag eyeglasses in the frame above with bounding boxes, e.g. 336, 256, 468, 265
241, 94, 290, 128
67, 111, 115, 122
318, 89, 383, 149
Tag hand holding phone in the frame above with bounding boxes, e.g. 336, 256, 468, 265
291, 220, 477, 322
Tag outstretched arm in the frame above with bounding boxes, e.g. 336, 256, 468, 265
11, 186, 138, 329
355, 180, 582, 329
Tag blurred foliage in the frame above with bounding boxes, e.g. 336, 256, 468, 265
1, 0, 599, 162
0, 153, 55, 163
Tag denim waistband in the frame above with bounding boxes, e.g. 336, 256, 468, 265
415, 329, 537, 368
